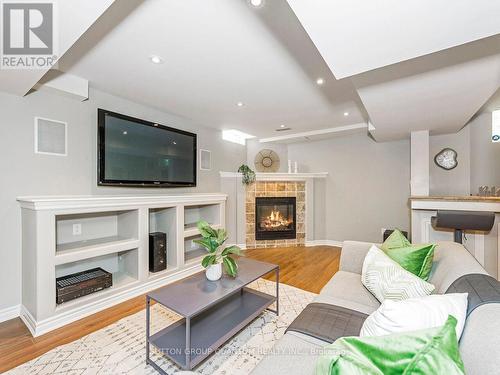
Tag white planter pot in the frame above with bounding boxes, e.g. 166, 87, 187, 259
205, 263, 222, 281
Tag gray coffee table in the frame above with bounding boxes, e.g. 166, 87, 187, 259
146, 257, 279, 372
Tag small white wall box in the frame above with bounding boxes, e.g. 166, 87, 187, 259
35, 117, 68, 156
200, 149, 212, 170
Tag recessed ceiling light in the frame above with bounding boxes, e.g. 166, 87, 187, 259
237, 102, 244, 107
280, 124, 286, 128
149, 55, 163, 64
249, 0, 264, 7
316, 78, 325, 85
344, 112, 349, 116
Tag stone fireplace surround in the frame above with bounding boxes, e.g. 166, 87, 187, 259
246, 181, 305, 248
220, 172, 328, 249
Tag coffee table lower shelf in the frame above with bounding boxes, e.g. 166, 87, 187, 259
148, 287, 276, 370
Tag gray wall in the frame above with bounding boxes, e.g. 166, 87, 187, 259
0, 88, 246, 312
429, 126, 471, 196
287, 133, 411, 243
427, 112, 500, 196
470, 112, 500, 193
246, 139, 288, 172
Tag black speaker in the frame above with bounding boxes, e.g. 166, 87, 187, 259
149, 232, 167, 273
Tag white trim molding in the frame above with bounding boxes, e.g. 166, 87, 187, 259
17, 193, 228, 210
220, 172, 328, 180
259, 123, 368, 143
0, 304, 21, 323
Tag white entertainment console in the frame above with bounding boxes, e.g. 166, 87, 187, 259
17, 194, 226, 336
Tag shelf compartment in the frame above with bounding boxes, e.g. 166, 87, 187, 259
55, 236, 140, 265
149, 207, 178, 269
56, 210, 139, 256
149, 287, 275, 369
183, 223, 222, 238
55, 248, 139, 309
184, 204, 222, 233
184, 234, 208, 262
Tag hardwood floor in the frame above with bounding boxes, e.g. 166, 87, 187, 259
243, 245, 341, 294
0, 245, 340, 373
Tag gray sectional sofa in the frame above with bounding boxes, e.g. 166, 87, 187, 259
252, 241, 500, 375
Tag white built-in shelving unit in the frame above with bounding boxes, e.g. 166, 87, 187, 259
17, 194, 226, 336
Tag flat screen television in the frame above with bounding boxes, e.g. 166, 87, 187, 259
98, 109, 197, 187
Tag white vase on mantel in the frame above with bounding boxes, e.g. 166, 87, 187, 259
206, 263, 222, 281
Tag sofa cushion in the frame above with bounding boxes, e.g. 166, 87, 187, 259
380, 228, 411, 251
360, 293, 468, 339
286, 303, 368, 343
361, 246, 435, 302
381, 229, 435, 281
251, 331, 323, 375
384, 243, 435, 281
316, 315, 465, 375
318, 270, 380, 315
459, 304, 500, 375
428, 241, 488, 293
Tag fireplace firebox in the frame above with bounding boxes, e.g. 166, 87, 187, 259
255, 197, 296, 240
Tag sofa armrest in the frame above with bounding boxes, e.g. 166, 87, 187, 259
339, 241, 375, 274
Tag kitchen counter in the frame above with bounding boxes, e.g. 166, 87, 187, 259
411, 196, 500, 203
410, 196, 500, 279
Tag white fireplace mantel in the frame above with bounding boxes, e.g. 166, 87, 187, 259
220, 171, 328, 249
219, 172, 328, 180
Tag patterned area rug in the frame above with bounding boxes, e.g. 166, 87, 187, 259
8, 279, 316, 375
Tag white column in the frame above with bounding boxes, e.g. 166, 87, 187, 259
411, 130, 430, 196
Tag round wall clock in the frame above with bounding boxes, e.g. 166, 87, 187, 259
254, 149, 280, 172
434, 148, 458, 170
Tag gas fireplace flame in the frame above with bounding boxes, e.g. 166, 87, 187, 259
261, 209, 292, 229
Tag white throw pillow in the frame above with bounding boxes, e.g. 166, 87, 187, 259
360, 293, 468, 339
361, 245, 435, 302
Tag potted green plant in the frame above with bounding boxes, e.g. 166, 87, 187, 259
194, 220, 242, 281
238, 164, 256, 185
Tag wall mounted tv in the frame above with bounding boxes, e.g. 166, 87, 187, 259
98, 109, 197, 187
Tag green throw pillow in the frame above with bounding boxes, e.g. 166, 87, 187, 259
381, 230, 435, 281
315, 315, 465, 375
381, 229, 411, 250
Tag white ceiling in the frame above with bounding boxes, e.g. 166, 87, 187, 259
286, 0, 500, 79
0, 0, 115, 96
353, 35, 500, 140
4, 0, 500, 142
287, 0, 500, 141
58, 0, 366, 139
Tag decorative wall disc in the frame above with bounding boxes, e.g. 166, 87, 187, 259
254, 149, 280, 172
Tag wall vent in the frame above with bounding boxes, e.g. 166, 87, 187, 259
200, 149, 211, 170
35, 117, 67, 156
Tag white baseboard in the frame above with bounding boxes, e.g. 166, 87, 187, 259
21, 264, 204, 337
305, 240, 343, 248
0, 304, 21, 323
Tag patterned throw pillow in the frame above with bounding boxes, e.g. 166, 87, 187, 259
362, 245, 435, 303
